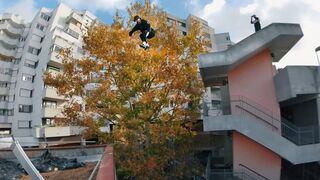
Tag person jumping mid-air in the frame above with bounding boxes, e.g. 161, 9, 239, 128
129, 15, 156, 50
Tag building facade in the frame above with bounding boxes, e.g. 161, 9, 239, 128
166, 13, 232, 52
0, 3, 98, 146
199, 23, 320, 179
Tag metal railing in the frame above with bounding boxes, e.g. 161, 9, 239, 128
203, 95, 320, 145
210, 169, 257, 180
239, 164, 268, 180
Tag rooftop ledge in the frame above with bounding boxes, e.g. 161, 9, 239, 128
199, 23, 303, 86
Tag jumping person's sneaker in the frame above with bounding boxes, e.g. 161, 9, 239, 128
140, 42, 150, 50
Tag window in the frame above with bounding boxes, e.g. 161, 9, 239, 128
0, 96, 9, 102
7, 109, 14, 116
14, 58, 21, 64
19, 88, 33, 97
0, 109, 14, 116
10, 82, 16, 89
28, 46, 41, 55
18, 104, 33, 113
24, 60, 38, 69
178, 21, 186, 28
9, 95, 15, 102
0, 68, 12, 75
182, 31, 187, 36
47, 65, 60, 72
36, 23, 45, 31
42, 100, 57, 108
42, 118, 54, 126
18, 120, 32, 129
53, 45, 62, 52
226, 36, 230, 41
167, 18, 174, 23
21, 73, 35, 82
211, 100, 221, 110
0, 82, 8, 88
40, 13, 51, 21
204, 33, 211, 39
19, 37, 26, 42
65, 28, 79, 39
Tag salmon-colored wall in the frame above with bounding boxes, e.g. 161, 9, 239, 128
228, 49, 281, 180
233, 132, 281, 180
228, 49, 280, 120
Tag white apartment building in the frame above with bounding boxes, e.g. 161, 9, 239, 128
166, 13, 232, 52
166, 14, 233, 112
0, 3, 98, 146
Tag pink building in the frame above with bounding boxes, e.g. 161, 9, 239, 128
199, 23, 320, 180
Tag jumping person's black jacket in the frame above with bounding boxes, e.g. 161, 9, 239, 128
129, 19, 151, 36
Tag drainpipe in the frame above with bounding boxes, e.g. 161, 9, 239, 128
315, 46, 320, 140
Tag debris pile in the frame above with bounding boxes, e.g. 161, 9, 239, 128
0, 159, 23, 180
32, 150, 85, 173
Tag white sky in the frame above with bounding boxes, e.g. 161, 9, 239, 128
188, 0, 320, 68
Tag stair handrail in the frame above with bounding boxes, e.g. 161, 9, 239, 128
231, 95, 282, 130
231, 95, 319, 145
239, 163, 269, 180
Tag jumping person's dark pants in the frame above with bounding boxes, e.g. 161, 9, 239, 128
140, 30, 155, 42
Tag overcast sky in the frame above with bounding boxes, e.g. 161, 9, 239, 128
0, 0, 319, 68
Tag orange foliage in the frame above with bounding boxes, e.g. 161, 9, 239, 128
44, 0, 207, 179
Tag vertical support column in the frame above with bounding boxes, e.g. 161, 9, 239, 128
11, 139, 44, 180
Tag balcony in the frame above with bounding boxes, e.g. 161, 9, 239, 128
53, 36, 71, 48
67, 12, 83, 25
0, 74, 11, 82
48, 51, 63, 68
0, 22, 23, 37
34, 126, 83, 138
42, 107, 65, 118
47, 69, 62, 77
0, 44, 16, 58
0, 87, 9, 95
43, 87, 65, 100
0, 33, 19, 47
0, 101, 8, 108
0, 116, 8, 124
0, 13, 25, 26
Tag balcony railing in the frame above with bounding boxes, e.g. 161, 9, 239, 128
67, 12, 83, 24
0, 44, 16, 58
0, 87, 9, 95
0, 13, 25, 26
0, 22, 23, 36
34, 126, 83, 138
203, 95, 320, 146
0, 33, 19, 47
42, 107, 64, 118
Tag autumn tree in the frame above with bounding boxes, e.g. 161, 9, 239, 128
44, 0, 207, 179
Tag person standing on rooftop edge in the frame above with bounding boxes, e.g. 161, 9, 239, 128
251, 15, 261, 32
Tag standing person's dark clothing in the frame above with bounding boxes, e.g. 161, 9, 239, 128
129, 15, 156, 49
251, 15, 261, 32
